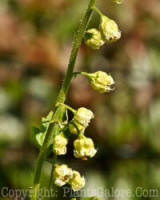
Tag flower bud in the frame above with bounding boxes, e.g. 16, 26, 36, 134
83, 71, 114, 93
53, 132, 68, 155
69, 170, 85, 191
74, 135, 97, 160
99, 15, 121, 42
74, 107, 94, 128
84, 28, 104, 49
54, 164, 73, 187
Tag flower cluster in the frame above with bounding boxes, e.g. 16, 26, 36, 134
84, 8, 121, 49
53, 106, 96, 158
52, 69, 115, 191
54, 164, 85, 191
52, 106, 96, 191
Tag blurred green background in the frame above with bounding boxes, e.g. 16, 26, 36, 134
0, 0, 160, 199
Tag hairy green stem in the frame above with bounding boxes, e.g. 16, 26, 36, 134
31, 0, 96, 199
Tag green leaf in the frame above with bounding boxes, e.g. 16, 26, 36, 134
32, 126, 40, 134
34, 111, 54, 147
35, 132, 45, 146
40, 110, 54, 131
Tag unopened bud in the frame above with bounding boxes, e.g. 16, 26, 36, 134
84, 28, 104, 49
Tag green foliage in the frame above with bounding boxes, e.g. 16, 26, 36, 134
34, 111, 53, 146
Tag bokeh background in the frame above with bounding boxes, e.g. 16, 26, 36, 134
0, 0, 160, 199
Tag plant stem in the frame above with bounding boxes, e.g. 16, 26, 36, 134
92, 6, 103, 17
31, 0, 96, 199
57, 103, 76, 114
48, 154, 56, 189
56, 0, 96, 104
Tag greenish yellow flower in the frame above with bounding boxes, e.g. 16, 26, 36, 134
99, 15, 121, 42
54, 164, 73, 187
82, 71, 114, 93
54, 165, 85, 191
74, 135, 97, 159
69, 170, 85, 191
53, 132, 68, 155
74, 107, 94, 128
69, 107, 94, 135
84, 28, 104, 49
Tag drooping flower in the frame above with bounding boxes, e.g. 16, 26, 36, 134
69, 170, 85, 191
69, 107, 94, 135
74, 107, 94, 128
74, 134, 97, 160
84, 28, 104, 49
82, 71, 114, 93
54, 164, 73, 187
99, 15, 121, 42
53, 132, 68, 155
